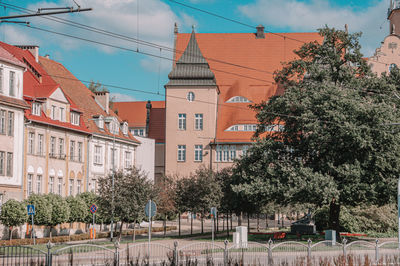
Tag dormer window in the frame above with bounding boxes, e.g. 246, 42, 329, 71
94, 115, 104, 129
59, 107, 65, 122
226, 96, 251, 103
32, 102, 41, 116
51, 105, 56, 120
109, 121, 119, 135
71, 112, 80, 126
122, 122, 128, 135
9, 71, 15, 97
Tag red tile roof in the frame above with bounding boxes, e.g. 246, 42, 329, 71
39, 56, 140, 143
113, 101, 165, 128
0, 42, 89, 133
174, 32, 323, 143
0, 46, 26, 68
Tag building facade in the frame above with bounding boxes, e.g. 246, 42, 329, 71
0, 46, 28, 203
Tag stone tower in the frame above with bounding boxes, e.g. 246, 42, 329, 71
388, 0, 400, 35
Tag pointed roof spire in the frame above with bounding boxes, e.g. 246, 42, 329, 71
166, 28, 216, 86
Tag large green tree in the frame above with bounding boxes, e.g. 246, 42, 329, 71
45, 194, 70, 238
97, 167, 154, 240
231, 26, 400, 234
0, 199, 27, 240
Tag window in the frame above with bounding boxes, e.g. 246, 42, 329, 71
0, 68, 3, 93
51, 105, 56, 120
194, 145, 203, 162
28, 132, 35, 154
178, 114, 186, 130
32, 103, 41, 116
69, 179, 74, 196
97, 116, 104, 129
77, 180, 81, 194
133, 129, 138, 136
70, 112, 80, 125
230, 146, 236, 161
177, 145, 186, 162
91, 179, 97, 193
9, 71, 15, 96
58, 178, 62, 196
59, 138, 65, 159
94, 145, 102, 165
70, 141, 75, 161
242, 145, 249, 156
0, 152, 4, 175
125, 151, 132, 168
122, 123, 128, 135
6, 152, 12, 176
7, 112, 13, 136
389, 63, 398, 72
50, 137, 56, 157
226, 96, 251, 103
216, 146, 222, 162
139, 129, 144, 136
27, 174, 33, 196
0, 110, 5, 134
36, 175, 42, 194
187, 91, 195, 102
223, 146, 229, 162
195, 114, 203, 130
59, 107, 65, 122
49, 177, 54, 194
38, 134, 44, 156
78, 142, 83, 162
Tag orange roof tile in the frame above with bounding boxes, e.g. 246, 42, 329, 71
39, 56, 140, 143
174, 32, 323, 142
113, 101, 165, 128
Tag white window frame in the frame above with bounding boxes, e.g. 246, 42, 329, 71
6, 152, 12, 176
223, 146, 229, 162
194, 145, 203, 162
0, 110, 6, 134
216, 146, 222, 162
28, 132, 35, 154
70, 112, 80, 125
27, 174, 33, 196
69, 179, 74, 196
78, 142, 83, 162
38, 134, 44, 156
226, 96, 251, 103
59, 138, 65, 159
0, 68, 3, 93
125, 151, 132, 169
59, 107, 65, 122
50, 136, 56, 157
58, 177, 62, 196
32, 102, 41, 116
94, 145, 102, 165
195, 114, 203, 131
178, 114, 186, 130
70, 140, 75, 161
36, 175, 42, 194
0, 151, 4, 175
49, 176, 54, 194
229, 145, 236, 161
9, 71, 15, 97
187, 91, 195, 102
51, 105, 56, 120
177, 145, 186, 162
77, 180, 81, 194
7, 112, 13, 136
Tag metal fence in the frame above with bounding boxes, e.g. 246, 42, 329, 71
0, 239, 399, 265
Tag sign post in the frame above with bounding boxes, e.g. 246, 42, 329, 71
211, 207, 217, 244
145, 200, 157, 257
90, 204, 97, 241
27, 204, 35, 245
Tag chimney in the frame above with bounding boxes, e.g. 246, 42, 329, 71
14, 45, 39, 62
145, 100, 152, 137
256, 24, 265, 39
94, 91, 110, 114
45, 54, 50, 59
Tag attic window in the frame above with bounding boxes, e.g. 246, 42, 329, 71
187, 91, 195, 102
108, 120, 119, 135
94, 115, 104, 129
226, 96, 251, 103
226, 124, 257, 131
122, 122, 128, 135
32, 102, 41, 116
71, 112, 80, 126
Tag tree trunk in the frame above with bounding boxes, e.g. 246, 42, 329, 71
133, 220, 136, 242
201, 214, 204, 234
265, 213, 268, 229
238, 212, 242, 226
9, 226, 12, 241
190, 213, 193, 235
223, 214, 225, 231
163, 218, 167, 237
226, 214, 229, 238
178, 213, 181, 236
247, 214, 250, 233
329, 198, 341, 241
49, 226, 53, 239
216, 214, 219, 233
230, 212, 233, 230
257, 214, 260, 232
119, 222, 124, 242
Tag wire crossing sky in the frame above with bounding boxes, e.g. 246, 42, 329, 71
0, 0, 390, 102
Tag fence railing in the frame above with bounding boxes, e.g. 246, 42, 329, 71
0, 239, 398, 265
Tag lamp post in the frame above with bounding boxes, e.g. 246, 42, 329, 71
110, 132, 115, 241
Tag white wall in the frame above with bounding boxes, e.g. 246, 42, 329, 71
135, 136, 155, 182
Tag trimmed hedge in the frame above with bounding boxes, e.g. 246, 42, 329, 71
0, 226, 177, 246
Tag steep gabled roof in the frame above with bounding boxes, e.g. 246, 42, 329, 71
167, 29, 216, 87
39, 56, 140, 144
113, 101, 165, 128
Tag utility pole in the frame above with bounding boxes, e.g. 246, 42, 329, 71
110, 133, 116, 241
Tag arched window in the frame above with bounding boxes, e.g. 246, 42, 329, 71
226, 96, 251, 103
187, 91, 195, 102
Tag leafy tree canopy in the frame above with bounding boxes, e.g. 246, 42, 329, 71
232, 26, 400, 215
0, 199, 27, 227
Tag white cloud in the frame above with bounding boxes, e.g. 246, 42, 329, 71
110, 92, 137, 102
238, 0, 389, 57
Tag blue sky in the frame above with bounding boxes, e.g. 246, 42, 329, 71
0, 0, 391, 102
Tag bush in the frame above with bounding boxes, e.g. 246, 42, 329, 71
313, 204, 396, 234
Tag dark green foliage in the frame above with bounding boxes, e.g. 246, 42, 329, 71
231, 26, 400, 221
66, 196, 87, 223
0, 199, 27, 228
25, 194, 51, 226
77, 192, 102, 224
